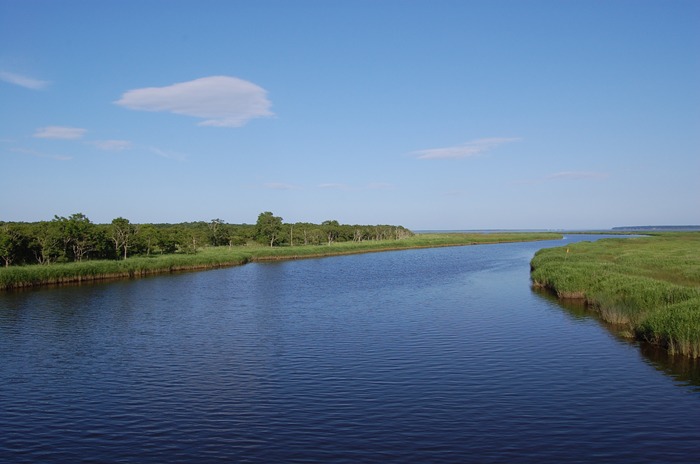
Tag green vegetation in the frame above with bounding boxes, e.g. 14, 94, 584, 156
0, 221, 561, 291
0, 248, 252, 290
0, 212, 415, 266
530, 233, 700, 357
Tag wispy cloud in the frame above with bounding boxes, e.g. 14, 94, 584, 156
148, 147, 186, 161
545, 171, 609, 181
318, 183, 350, 190
115, 75, 274, 127
11, 147, 72, 161
90, 140, 132, 151
264, 182, 301, 190
318, 182, 394, 191
411, 137, 521, 160
514, 171, 610, 186
0, 71, 50, 90
366, 182, 394, 190
261, 182, 394, 191
33, 126, 86, 140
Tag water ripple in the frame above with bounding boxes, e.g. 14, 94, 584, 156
1, 237, 699, 463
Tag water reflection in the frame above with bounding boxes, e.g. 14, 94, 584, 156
532, 286, 700, 391
2, 239, 699, 463
640, 344, 700, 392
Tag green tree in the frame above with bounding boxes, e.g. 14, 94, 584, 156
0, 224, 24, 267
322, 220, 340, 245
29, 221, 62, 264
136, 223, 160, 255
174, 223, 207, 254
255, 211, 283, 247
70, 214, 98, 261
52, 213, 99, 262
228, 224, 255, 246
157, 227, 179, 254
110, 217, 136, 260
208, 218, 229, 246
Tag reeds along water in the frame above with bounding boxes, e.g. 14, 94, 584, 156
529, 233, 700, 358
0, 252, 252, 290
637, 298, 700, 358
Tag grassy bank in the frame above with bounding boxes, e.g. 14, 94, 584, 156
530, 233, 700, 357
0, 232, 560, 291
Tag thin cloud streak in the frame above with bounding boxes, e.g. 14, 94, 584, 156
148, 147, 186, 161
411, 137, 521, 160
90, 140, 132, 151
545, 171, 609, 181
115, 75, 274, 127
11, 147, 72, 161
514, 171, 610, 186
318, 182, 394, 191
366, 182, 394, 190
33, 126, 87, 140
0, 71, 50, 90
318, 183, 350, 190
264, 182, 302, 190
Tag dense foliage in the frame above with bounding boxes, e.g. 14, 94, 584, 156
0, 212, 414, 267
531, 233, 700, 357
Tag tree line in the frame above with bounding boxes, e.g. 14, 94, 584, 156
0, 212, 413, 267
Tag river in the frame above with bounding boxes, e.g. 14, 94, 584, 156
1, 235, 698, 463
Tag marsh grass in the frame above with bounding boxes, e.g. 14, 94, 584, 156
0, 232, 561, 291
638, 298, 700, 358
0, 250, 253, 289
531, 233, 700, 357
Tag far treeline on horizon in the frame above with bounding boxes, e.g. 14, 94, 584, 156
1, 211, 698, 268
0, 212, 414, 267
611, 225, 700, 231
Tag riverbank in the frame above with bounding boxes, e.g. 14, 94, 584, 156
530, 232, 700, 358
0, 232, 561, 291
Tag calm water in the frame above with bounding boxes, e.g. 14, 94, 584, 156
1, 236, 699, 463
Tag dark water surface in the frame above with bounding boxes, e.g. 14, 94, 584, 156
1, 236, 699, 463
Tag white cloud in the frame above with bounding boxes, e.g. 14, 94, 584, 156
33, 126, 87, 140
0, 71, 50, 90
545, 171, 609, 181
115, 76, 274, 127
411, 137, 521, 160
11, 147, 72, 161
91, 140, 132, 151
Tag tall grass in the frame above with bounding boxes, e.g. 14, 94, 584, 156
0, 232, 561, 291
0, 249, 253, 290
638, 298, 700, 358
531, 233, 700, 357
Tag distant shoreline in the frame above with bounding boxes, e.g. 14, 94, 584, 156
0, 232, 562, 291
612, 225, 700, 231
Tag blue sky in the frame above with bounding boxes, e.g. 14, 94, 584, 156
1, 0, 698, 230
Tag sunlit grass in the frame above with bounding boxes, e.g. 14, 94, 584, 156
639, 298, 700, 358
531, 233, 700, 357
0, 250, 253, 289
